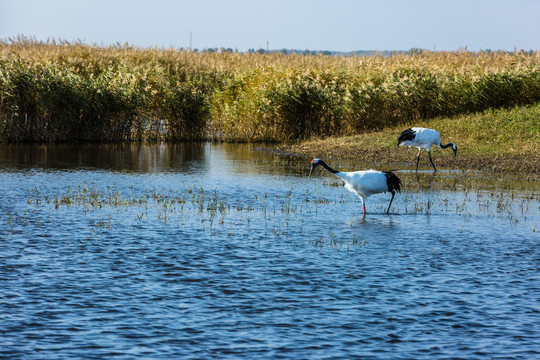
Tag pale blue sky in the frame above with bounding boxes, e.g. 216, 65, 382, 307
1, 0, 539, 51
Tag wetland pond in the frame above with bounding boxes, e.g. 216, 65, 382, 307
0, 143, 539, 359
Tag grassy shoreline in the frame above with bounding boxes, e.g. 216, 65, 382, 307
272, 104, 540, 176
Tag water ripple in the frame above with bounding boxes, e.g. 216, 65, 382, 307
1, 144, 539, 359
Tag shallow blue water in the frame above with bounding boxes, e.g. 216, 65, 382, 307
0, 143, 539, 359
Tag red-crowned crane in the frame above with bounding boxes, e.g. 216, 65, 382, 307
309, 159, 402, 214
397, 127, 457, 172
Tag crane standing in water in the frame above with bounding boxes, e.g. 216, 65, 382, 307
309, 159, 402, 214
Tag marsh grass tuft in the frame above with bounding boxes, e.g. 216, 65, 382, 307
14, 174, 537, 250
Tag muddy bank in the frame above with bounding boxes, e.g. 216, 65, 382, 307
271, 140, 540, 178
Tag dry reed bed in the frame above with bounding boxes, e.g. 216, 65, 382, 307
1, 38, 540, 142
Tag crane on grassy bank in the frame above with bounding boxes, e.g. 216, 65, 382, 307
397, 127, 457, 172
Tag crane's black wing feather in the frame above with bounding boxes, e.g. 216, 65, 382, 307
397, 128, 416, 146
384, 171, 402, 193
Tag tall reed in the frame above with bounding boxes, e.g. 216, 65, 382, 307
1, 37, 539, 142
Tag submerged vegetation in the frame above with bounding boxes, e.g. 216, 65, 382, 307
13, 174, 538, 248
1, 37, 540, 144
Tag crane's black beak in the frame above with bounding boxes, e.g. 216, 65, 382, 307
453, 148, 457, 158
309, 165, 315, 178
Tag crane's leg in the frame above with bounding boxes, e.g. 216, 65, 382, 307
359, 196, 366, 214
415, 149, 422, 172
428, 151, 437, 172
386, 191, 395, 214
